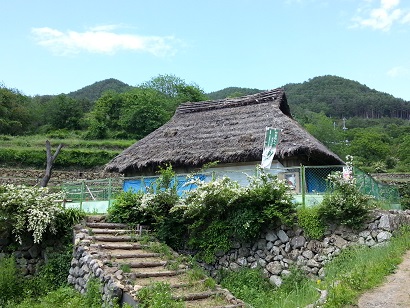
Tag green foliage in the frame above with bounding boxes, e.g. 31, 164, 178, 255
322, 226, 410, 307
219, 267, 317, 308
0, 256, 21, 306
178, 169, 296, 262
47, 95, 84, 130
284, 75, 410, 120
398, 182, 410, 210
318, 164, 374, 229
11, 286, 87, 308
107, 190, 146, 223
84, 278, 103, 308
348, 129, 390, 163
119, 88, 169, 139
0, 85, 32, 135
297, 206, 326, 239
68, 78, 134, 102
37, 245, 75, 289
137, 282, 183, 308
0, 184, 64, 244
207, 86, 262, 100
108, 165, 185, 249
54, 208, 86, 236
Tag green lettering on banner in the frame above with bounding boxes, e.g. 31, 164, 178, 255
261, 127, 280, 169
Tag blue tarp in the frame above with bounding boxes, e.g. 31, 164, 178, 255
123, 174, 206, 196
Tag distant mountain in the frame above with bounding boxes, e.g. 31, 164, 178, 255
205, 76, 409, 120
207, 87, 263, 100
67, 78, 134, 102
283, 75, 410, 119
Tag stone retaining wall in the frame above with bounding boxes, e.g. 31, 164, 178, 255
68, 225, 125, 305
203, 210, 410, 287
0, 231, 62, 277
0, 167, 120, 186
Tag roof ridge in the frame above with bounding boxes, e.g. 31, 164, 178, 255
176, 88, 284, 115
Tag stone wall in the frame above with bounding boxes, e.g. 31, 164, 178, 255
203, 209, 410, 287
68, 225, 124, 305
0, 167, 120, 186
0, 231, 62, 277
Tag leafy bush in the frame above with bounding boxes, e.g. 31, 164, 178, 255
297, 206, 326, 239
0, 256, 21, 306
0, 184, 64, 244
107, 190, 147, 224
176, 168, 295, 262
54, 208, 86, 236
318, 166, 373, 229
36, 245, 74, 289
397, 182, 410, 210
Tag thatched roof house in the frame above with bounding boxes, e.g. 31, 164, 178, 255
105, 88, 343, 175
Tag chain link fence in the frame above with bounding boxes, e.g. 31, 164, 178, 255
61, 165, 402, 212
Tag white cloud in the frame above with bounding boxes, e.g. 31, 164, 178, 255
387, 66, 410, 77
352, 0, 410, 31
31, 25, 178, 57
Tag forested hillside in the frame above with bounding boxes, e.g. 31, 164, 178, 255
0, 75, 409, 172
284, 75, 410, 119
208, 87, 263, 100
67, 78, 134, 102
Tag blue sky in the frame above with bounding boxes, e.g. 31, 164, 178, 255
1, 0, 410, 100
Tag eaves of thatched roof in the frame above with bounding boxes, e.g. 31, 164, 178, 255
105, 88, 344, 173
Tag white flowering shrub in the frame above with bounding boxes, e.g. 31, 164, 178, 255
0, 184, 64, 244
178, 169, 296, 263
318, 156, 374, 229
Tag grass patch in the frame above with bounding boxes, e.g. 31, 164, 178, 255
322, 226, 410, 307
137, 282, 183, 308
220, 267, 319, 308
0, 134, 133, 169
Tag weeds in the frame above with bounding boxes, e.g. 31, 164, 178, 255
137, 282, 183, 308
322, 226, 410, 307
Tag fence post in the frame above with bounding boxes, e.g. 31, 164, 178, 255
80, 180, 84, 211
301, 165, 306, 208
108, 178, 112, 209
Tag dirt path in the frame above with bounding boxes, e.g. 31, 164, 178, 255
356, 250, 410, 308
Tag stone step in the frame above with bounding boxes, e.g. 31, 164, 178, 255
98, 243, 148, 250
86, 222, 129, 229
93, 235, 138, 242
111, 252, 161, 259
173, 290, 221, 301
91, 229, 134, 235
210, 304, 246, 308
133, 269, 186, 278
118, 260, 167, 268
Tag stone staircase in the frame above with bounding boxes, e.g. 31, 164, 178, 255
69, 216, 245, 307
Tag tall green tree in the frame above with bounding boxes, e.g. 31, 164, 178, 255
140, 74, 208, 113
119, 88, 168, 139
86, 91, 123, 139
47, 94, 84, 130
0, 85, 31, 135
348, 128, 391, 164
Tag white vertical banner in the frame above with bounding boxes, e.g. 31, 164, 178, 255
261, 127, 281, 169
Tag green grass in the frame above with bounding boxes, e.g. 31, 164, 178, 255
0, 134, 134, 169
220, 266, 319, 308
322, 226, 410, 307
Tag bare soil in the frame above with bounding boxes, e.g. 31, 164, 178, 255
356, 250, 410, 308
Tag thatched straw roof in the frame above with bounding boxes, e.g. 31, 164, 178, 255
105, 88, 344, 173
